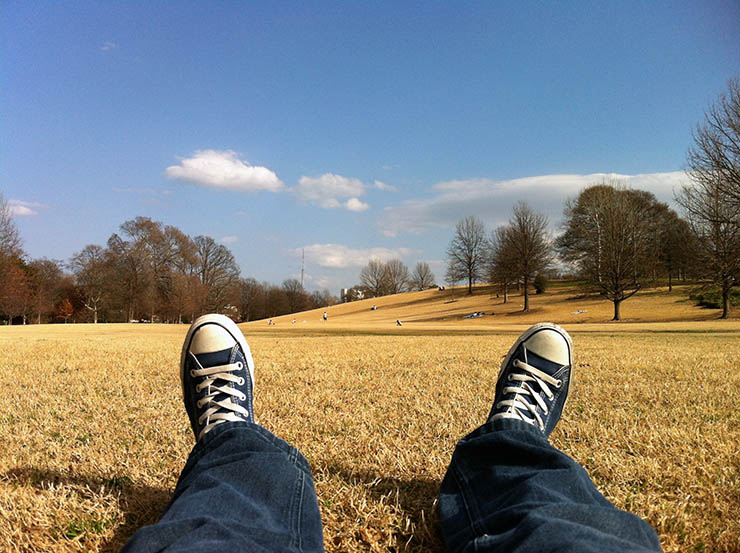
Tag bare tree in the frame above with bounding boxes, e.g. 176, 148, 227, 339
446, 216, 486, 294
0, 262, 30, 325
687, 76, 740, 205
678, 179, 740, 318
310, 289, 337, 309
194, 235, 240, 314
28, 258, 64, 324
0, 192, 24, 313
445, 259, 464, 296
70, 245, 107, 323
282, 278, 308, 313
500, 203, 552, 312
558, 182, 655, 320
57, 298, 74, 324
679, 77, 740, 318
655, 207, 698, 291
106, 232, 151, 322
383, 259, 409, 294
360, 259, 387, 297
488, 226, 518, 303
265, 285, 290, 317
238, 277, 266, 322
0, 191, 22, 259
409, 261, 435, 291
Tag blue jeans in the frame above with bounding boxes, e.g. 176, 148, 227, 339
122, 420, 661, 552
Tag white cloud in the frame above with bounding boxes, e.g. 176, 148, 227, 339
373, 180, 397, 191
8, 200, 43, 216
100, 41, 117, 51
344, 198, 370, 212
301, 244, 419, 269
379, 171, 687, 236
296, 173, 366, 209
166, 150, 284, 192
294, 174, 396, 211
221, 235, 238, 244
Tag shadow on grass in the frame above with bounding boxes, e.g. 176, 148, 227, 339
1, 466, 171, 551
321, 463, 445, 552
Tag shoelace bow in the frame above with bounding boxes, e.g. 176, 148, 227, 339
190, 353, 249, 439
492, 358, 562, 431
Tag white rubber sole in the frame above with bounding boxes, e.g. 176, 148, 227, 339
179, 314, 256, 401
496, 322, 575, 414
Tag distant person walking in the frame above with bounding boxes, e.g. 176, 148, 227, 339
122, 317, 662, 553
323, 311, 327, 321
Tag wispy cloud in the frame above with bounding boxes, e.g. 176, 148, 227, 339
99, 41, 117, 51
379, 171, 687, 236
373, 180, 397, 192
301, 243, 420, 268
221, 235, 238, 244
166, 150, 284, 192
8, 200, 44, 216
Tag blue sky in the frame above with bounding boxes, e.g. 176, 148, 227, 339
2, 1, 739, 292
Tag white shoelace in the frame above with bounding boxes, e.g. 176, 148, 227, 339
189, 353, 250, 439
492, 358, 562, 432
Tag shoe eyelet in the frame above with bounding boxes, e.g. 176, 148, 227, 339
555, 380, 563, 389
196, 399, 203, 408
237, 361, 244, 370
195, 385, 202, 393
240, 394, 246, 401
190, 369, 196, 377
238, 377, 245, 385
508, 374, 513, 381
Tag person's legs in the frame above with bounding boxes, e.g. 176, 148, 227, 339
122, 315, 324, 553
439, 323, 662, 553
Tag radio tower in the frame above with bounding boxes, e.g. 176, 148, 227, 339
300, 248, 305, 290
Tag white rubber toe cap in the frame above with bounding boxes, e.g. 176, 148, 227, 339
190, 324, 236, 355
524, 328, 571, 366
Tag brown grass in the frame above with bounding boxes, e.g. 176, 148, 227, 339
0, 286, 738, 552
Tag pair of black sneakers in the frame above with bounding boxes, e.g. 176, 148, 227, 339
181, 315, 573, 440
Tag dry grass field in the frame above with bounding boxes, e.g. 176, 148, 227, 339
1, 285, 738, 552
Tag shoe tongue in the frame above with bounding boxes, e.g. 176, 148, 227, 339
521, 348, 562, 376
194, 347, 234, 370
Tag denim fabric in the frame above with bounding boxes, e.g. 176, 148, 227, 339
121, 421, 324, 553
439, 419, 663, 553
123, 418, 662, 553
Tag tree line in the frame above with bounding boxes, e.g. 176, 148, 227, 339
444, 187, 699, 321
0, 211, 337, 325
344, 259, 436, 300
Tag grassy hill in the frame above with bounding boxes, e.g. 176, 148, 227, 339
246, 282, 740, 334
